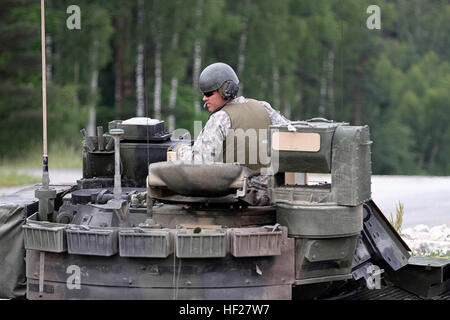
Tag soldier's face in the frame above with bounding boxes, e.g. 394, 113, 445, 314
203, 90, 227, 113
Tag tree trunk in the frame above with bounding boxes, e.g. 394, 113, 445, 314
318, 59, 327, 117
428, 142, 439, 166
327, 50, 335, 119
168, 77, 178, 131
270, 43, 280, 109
87, 39, 99, 136
414, 0, 422, 40
136, 42, 145, 117
135, 0, 145, 117
114, 16, 124, 119
192, 0, 204, 113
294, 93, 302, 121
45, 35, 52, 83
272, 65, 280, 109
353, 85, 361, 125
237, 0, 250, 96
283, 99, 291, 120
74, 60, 80, 110
353, 53, 367, 125
193, 38, 201, 113
74, 61, 79, 84
168, 32, 179, 131
153, 32, 162, 120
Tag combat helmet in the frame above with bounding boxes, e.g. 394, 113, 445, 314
199, 62, 239, 99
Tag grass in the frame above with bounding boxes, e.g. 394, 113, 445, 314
0, 170, 41, 187
0, 140, 81, 187
411, 251, 449, 259
389, 201, 404, 233
388, 201, 449, 259
0, 140, 82, 170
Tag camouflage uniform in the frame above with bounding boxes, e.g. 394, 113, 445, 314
176, 96, 291, 205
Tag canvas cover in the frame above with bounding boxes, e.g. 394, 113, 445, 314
0, 203, 27, 298
0, 185, 74, 298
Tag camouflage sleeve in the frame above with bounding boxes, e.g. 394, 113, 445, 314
257, 100, 291, 125
176, 111, 231, 163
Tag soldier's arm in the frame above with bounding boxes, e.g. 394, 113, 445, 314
258, 100, 291, 125
176, 111, 231, 163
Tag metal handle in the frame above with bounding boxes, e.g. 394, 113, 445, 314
306, 117, 334, 123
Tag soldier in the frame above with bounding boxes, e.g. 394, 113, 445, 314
175, 62, 291, 205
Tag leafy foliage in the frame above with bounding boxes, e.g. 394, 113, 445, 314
389, 201, 404, 233
0, 0, 448, 175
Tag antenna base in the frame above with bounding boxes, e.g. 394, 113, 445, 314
35, 187, 57, 222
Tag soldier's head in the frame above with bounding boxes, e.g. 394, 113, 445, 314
199, 62, 239, 113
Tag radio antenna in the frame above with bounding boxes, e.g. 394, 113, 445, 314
41, 0, 49, 188
36, 0, 56, 222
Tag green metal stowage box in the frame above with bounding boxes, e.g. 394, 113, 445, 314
230, 226, 283, 257
294, 235, 359, 282
269, 121, 347, 174
331, 125, 372, 206
23, 212, 68, 253
175, 228, 226, 258
66, 227, 118, 256
276, 203, 363, 238
119, 228, 172, 258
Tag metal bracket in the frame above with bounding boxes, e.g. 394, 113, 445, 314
39, 251, 45, 297
361, 201, 410, 271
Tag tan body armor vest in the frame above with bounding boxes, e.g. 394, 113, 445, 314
221, 99, 271, 173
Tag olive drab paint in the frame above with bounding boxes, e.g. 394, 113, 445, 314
1, 117, 448, 300
222, 99, 271, 174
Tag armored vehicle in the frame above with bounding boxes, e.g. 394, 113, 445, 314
0, 117, 449, 300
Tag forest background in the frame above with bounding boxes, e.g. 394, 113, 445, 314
0, 0, 449, 176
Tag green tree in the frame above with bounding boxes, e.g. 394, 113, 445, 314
48, 0, 113, 135
0, 0, 41, 157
